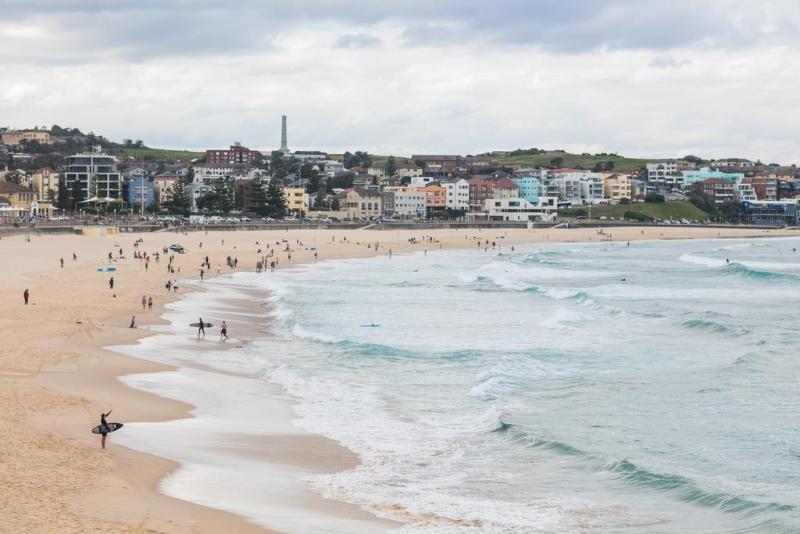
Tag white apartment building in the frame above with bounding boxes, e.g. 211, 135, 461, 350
187, 182, 212, 210
194, 166, 235, 184
390, 190, 427, 218
734, 183, 758, 202
480, 196, 558, 222
443, 179, 470, 211
546, 172, 603, 205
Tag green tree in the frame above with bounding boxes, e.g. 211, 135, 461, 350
56, 178, 70, 211
549, 157, 565, 168
166, 180, 190, 213
385, 156, 397, 179
400, 176, 411, 186
644, 192, 665, 203
184, 167, 195, 184
270, 151, 287, 180
213, 178, 235, 213
4, 169, 25, 185
70, 178, 83, 208
265, 179, 287, 218
247, 177, 268, 215
305, 171, 321, 194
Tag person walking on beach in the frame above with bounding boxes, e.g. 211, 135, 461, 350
60, 257, 64, 268
220, 321, 228, 341
109, 276, 114, 290
141, 295, 147, 310
99, 410, 112, 449
197, 318, 206, 339
130, 315, 136, 328
148, 296, 153, 310
23, 289, 29, 305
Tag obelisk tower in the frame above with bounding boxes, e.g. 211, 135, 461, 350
280, 115, 289, 154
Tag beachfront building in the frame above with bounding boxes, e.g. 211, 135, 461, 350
443, 179, 470, 211
419, 183, 446, 211
30, 167, 58, 201
204, 142, 261, 166
603, 174, 632, 201
283, 187, 309, 217
700, 178, 736, 205
512, 176, 542, 204
468, 177, 495, 211
187, 182, 212, 210
481, 196, 558, 222
383, 190, 427, 218
367, 161, 422, 182
742, 176, 778, 200
734, 182, 758, 202
682, 167, 744, 189
740, 200, 798, 225
154, 174, 179, 205
546, 171, 603, 205
1, 129, 51, 146
339, 188, 383, 219
60, 153, 122, 201
492, 178, 519, 199
126, 177, 155, 208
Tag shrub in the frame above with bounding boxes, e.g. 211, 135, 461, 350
624, 211, 654, 221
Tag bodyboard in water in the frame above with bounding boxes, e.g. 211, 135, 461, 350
91, 422, 124, 434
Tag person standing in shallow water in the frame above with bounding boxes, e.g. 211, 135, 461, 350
197, 318, 205, 339
23, 289, 29, 305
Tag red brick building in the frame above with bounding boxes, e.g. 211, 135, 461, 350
205, 142, 261, 166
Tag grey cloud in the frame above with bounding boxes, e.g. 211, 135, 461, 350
3, 0, 800, 64
649, 54, 691, 69
334, 33, 382, 49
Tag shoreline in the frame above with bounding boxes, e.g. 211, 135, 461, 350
2, 225, 799, 533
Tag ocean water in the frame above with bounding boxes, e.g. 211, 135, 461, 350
121, 237, 800, 532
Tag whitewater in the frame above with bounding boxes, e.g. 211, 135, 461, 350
119, 237, 800, 532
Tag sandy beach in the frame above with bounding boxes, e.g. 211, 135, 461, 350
2, 224, 798, 533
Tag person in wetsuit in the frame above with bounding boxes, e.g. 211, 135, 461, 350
198, 317, 205, 339
100, 410, 112, 449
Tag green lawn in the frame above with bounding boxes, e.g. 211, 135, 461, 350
561, 201, 709, 220
114, 147, 204, 161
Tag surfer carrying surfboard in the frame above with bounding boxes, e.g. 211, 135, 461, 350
197, 317, 205, 339
100, 410, 112, 449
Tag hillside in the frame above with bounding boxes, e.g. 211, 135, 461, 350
112, 147, 204, 162
493, 151, 651, 172
561, 201, 709, 220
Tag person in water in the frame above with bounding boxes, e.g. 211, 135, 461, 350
198, 318, 205, 339
220, 320, 228, 341
99, 410, 112, 449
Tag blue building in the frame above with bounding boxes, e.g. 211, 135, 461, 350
512, 176, 541, 204
740, 200, 798, 226
125, 177, 155, 207
682, 167, 744, 188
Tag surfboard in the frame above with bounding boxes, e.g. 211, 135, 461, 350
97, 267, 117, 272
91, 422, 124, 434
360, 324, 381, 327
190, 322, 214, 328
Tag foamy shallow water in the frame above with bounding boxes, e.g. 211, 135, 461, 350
115, 237, 800, 532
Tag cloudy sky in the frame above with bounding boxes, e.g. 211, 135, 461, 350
2, 0, 800, 162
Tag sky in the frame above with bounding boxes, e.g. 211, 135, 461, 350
1, 0, 800, 163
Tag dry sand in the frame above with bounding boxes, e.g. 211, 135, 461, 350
1, 224, 797, 533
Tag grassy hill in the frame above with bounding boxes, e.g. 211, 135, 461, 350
561, 201, 709, 220
113, 147, 204, 162
330, 151, 659, 172
494, 152, 651, 172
